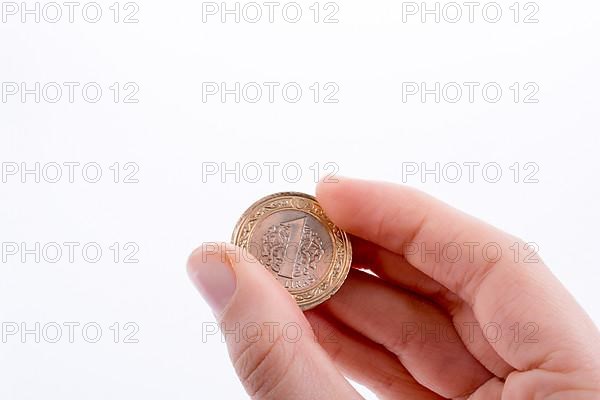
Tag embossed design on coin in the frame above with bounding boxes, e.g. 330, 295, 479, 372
232, 192, 352, 310
260, 217, 325, 285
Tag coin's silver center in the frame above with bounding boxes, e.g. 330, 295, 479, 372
260, 217, 325, 283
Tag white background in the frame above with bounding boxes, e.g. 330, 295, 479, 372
1, 0, 599, 398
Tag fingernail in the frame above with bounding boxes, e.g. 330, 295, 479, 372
187, 245, 237, 316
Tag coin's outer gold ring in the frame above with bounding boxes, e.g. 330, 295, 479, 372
231, 192, 352, 310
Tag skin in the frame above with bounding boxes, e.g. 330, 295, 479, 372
188, 178, 600, 399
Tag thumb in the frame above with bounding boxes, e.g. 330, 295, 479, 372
187, 242, 362, 400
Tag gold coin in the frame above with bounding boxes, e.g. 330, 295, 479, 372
231, 192, 352, 310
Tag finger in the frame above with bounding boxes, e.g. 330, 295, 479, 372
305, 309, 444, 400
320, 268, 492, 398
317, 178, 527, 306
352, 237, 513, 378
317, 178, 600, 372
351, 236, 460, 309
447, 301, 514, 378
187, 243, 362, 400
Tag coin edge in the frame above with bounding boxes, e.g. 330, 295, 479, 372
231, 192, 352, 311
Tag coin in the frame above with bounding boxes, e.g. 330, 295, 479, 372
231, 192, 352, 310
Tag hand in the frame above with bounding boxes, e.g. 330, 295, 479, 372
187, 178, 600, 399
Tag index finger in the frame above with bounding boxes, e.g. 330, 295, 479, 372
316, 178, 600, 372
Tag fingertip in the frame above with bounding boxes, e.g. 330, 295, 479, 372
186, 242, 224, 276
316, 175, 355, 198
316, 176, 391, 203
186, 242, 238, 317
316, 176, 375, 230
316, 175, 355, 208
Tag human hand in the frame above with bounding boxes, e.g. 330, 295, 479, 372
187, 178, 600, 399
